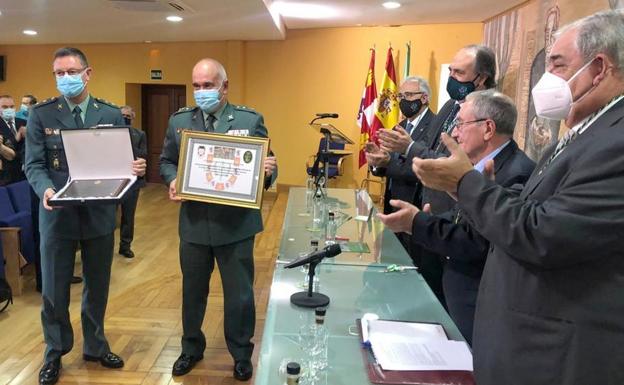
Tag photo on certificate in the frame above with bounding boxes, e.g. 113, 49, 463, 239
176, 131, 270, 209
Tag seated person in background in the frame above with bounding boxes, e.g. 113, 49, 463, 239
0, 132, 17, 185
377, 90, 535, 344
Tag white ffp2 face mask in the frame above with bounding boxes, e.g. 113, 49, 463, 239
532, 59, 595, 120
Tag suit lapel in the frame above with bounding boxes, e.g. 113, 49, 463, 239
214, 103, 233, 134
55, 98, 77, 129
412, 109, 432, 142
428, 100, 456, 149
84, 98, 104, 128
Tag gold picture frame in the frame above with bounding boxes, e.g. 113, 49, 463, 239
176, 130, 269, 209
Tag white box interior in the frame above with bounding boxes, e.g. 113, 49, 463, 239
52, 127, 137, 201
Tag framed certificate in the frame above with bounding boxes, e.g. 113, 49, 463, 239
176, 130, 270, 209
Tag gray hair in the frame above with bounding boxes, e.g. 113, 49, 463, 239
401, 76, 431, 97
215, 61, 228, 83
120, 105, 135, 118
463, 44, 497, 89
465, 89, 516, 137
556, 10, 624, 71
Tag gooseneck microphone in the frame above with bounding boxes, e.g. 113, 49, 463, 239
284, 244, 342, 269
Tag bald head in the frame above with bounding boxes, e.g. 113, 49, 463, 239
191, 58, 229, 110
192, 59, 228, 84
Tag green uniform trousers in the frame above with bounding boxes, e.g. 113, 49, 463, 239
180, 237, 255, 361
41, 232, 114, 362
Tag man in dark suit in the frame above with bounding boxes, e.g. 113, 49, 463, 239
378, 90, 535, 344
377, 45, 497, 306
0, 100, 18, 186
411, 10, 624, 384
365, 76, 435, 251
160, 58, 277, 381
26, 47, 147, 385
366, 76, 435, 211
117, 105, 147, 259
0, 94, 27, 183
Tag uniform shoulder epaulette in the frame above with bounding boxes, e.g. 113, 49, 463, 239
174, 106, 198, 115
33, 97, 58, 109
94, 98, 119, 109
233, 105, 258, 114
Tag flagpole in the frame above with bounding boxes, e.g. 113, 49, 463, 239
404, 41, 411, 80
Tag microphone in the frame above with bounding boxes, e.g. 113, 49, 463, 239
284, 244, 342, 269
315, 113, 339, 119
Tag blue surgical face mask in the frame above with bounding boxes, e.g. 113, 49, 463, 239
194, 87, 222, 113
1, 108, 16, 121
56, 71, 86, 98
20, 104, 29, 113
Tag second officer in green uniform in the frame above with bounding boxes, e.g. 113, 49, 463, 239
160, 58, 277, 381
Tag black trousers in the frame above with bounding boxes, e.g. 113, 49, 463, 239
442, 266, 480, 345
179, 237, 255, 361
119, 188, 140, 251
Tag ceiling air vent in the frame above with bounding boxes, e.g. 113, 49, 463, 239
107, 0, 194, 13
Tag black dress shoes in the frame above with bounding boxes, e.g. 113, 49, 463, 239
83, 352, 125, 368
233, 360, 253, 381
119, 249, 135, 258
39, 358, 61, 385
172, 353, 203, 376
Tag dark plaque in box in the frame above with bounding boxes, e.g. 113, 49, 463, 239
48, 127, 136, 206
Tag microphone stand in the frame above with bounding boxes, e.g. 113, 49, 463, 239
290, 258, 330, 308
309, 117, 332, 194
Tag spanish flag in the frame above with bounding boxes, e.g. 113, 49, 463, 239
356, 48, 382, 167
375, 47, 399, 130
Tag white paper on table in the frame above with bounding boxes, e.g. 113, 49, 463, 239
367, 319, 448, 342
369, 335, 473, 371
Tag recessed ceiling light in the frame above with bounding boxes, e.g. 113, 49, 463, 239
271, 1, 339, 19
382, 1, 401, 9
23, 30, 38, 36
166, 15, 183, 22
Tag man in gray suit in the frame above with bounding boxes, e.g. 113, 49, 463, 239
411, 10, 624, 385
26, 47, 146, 385
160, 58, 277, 381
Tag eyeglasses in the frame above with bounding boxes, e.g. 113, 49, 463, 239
397, 91, 424, 100
453, 118, 488, 130
53, 68, 86, 77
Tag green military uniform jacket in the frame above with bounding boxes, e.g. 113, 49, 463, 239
160, 102, 277, 246
25, 96, 124, 240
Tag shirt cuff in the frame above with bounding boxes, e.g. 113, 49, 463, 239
405, 141, 415, 157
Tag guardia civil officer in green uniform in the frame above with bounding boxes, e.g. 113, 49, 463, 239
160, 58, 277, 381
25, 47, 147, 385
